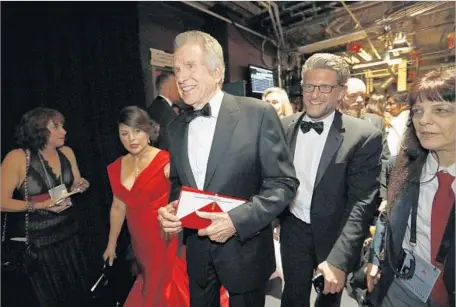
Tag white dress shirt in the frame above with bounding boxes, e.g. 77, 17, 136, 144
290, 111, 335, 224
402, 153, 456, 263
158, 95, 173, 107
187, 90, 224, 190
387, 110, 410, 156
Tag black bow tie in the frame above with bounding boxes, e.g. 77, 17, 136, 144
300, 120, 324, 134
184, 103, 212, 123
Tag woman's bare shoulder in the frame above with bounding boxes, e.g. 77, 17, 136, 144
3, 149, 26, 165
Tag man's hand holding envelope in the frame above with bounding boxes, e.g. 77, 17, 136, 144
158, 187, 246, 243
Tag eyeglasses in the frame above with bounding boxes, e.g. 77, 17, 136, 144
301, 84, 341, 94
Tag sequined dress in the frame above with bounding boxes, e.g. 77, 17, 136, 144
6, 149, 89, 307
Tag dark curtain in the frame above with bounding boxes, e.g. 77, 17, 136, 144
1, 0, 143, 290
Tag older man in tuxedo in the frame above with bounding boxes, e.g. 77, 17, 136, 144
158, 30, 298, 307
280, 53, 382, 307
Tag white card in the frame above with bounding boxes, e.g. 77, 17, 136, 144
176, 187, 246, 219
399, 252, 441, 303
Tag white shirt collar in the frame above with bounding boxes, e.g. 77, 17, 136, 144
158, 95, 173, 107
303, 111, 335, 128
424, 152, 456, 197
393, 109, 410, 122
196, 90, 224, 119
423, 153, 456, 179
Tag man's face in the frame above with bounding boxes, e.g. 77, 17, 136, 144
302, 69, 345, 120
264, 92, 284, 116
343, 87, 366, 111
173, 43, 222, 108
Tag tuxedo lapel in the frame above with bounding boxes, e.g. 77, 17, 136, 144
314, 112, 344, 188
204, 94, 240, 190
172, 118, 197, 188
286, 112, 305, 160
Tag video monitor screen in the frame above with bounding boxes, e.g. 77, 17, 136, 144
249, 65, 275, 94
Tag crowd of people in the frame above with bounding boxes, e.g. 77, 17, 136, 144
1, 29, 454, 307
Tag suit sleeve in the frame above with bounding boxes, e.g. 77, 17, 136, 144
326, 128, 382, 272
163, 122, 182, 202
228, 105, 299, 242
379, 120, 391, 200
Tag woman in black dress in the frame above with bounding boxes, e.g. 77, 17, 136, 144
1, 107, 90, 307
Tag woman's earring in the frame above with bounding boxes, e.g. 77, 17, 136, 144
148, 138, 151, 144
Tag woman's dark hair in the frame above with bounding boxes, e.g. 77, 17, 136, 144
409, 67, 455, 108
118, 106, 159, 142
15, 107, 65, 151
387, 67, 455, 213
387, 91, 409, 106
365, 94, 386, 116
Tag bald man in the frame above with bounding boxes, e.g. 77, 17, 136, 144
342, 78, 366, 113
341, 77, 390, 208
342, 78, 381, 130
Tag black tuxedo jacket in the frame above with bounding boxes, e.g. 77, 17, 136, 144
282, 111, 382, 273
165, 93, 299, 293
147, 95, 177, 149
371, 154, 455, 307
364, 113, 391, 201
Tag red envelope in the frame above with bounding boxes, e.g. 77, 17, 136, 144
176, 186, 247, 230
30, 193, 50, 203
179, 201, 223, 229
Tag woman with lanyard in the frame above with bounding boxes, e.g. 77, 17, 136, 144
1, 107, 90, 307
367, 67, 455, 307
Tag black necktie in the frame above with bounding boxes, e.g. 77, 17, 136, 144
300, 120, 324, 134
184, 103, 212, 123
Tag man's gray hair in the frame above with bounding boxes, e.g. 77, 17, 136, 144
174, 30, 225, 85
301, 53, 350, 86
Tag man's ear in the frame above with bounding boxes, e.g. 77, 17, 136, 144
338, 86, 347, 101
213, 65, 223, 84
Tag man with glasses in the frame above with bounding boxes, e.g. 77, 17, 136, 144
280, 53, 382, 307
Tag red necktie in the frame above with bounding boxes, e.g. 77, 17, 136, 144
430, 170, 455, 307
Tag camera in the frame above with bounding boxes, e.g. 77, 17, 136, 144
312, 273, 325, 293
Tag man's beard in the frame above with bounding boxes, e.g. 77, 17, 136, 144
342, 107, 365, 119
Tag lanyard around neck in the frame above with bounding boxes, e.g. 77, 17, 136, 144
38, 151, 63, 190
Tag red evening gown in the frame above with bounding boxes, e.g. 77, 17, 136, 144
107, 150, 229, 307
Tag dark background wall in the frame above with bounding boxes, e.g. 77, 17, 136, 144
1, 1, 145, 284
227, 25, 275, 82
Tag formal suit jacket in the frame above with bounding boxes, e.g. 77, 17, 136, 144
165, 93, 299, 293
364, 113, 391, 201
147, 95, 177, 149
282, 111, 382, 273
370, 154, 455, 307
364, 113, 384, 131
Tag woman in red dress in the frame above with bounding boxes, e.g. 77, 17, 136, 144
103, 106, 189, 306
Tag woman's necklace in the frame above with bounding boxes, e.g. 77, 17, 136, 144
134, 160, 140, 179
133, 147, 150, 179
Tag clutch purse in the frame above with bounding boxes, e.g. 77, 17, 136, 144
91, 260, 113, 297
